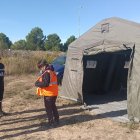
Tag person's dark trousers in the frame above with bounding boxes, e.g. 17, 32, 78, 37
0, 101, 2, 112
0, 89, 4, 113
44, 96, 59, 124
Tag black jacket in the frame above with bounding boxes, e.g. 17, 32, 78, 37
35, 71, 50, 88
0, 63, 4, 90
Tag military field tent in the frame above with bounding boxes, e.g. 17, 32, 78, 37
61, 17, 140, 120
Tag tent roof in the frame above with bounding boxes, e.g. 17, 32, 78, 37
69, 17, 140, 50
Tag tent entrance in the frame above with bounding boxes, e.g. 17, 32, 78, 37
82, 49, 132, 105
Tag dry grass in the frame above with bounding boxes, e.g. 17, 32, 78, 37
1, 50, 60, 75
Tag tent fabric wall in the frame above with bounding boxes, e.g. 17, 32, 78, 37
60, 46, 84, 102
61, 17, 140, 120
127, 49, 140, 120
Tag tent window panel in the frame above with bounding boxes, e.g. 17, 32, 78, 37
101, 23, 109, 33
71, 69, 77, 72
70, 58, 78, 72
124, 61, 130, 68
71, 58, 79, 60
86, 60, 97, 68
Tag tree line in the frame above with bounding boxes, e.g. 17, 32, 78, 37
0, 27, 76, 52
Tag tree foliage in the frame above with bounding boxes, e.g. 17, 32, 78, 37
26, 27, 46, 50
0, 33, 12, 49
0, 28, 77, 52
62, 35, 76, 51
45, 34, 61, 51
11, 40, 27, 50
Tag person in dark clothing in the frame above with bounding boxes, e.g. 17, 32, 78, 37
0, 57, 6, 117
35, 59, 59, 126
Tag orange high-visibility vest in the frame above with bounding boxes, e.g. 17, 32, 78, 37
36, 70, 58, 96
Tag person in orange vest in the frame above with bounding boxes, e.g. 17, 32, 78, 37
35, 59, 59, 126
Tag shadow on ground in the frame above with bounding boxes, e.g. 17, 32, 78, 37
0, 104, 127, 139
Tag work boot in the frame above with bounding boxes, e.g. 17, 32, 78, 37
0, 111, 3, 117
47, 119, 54, 127
0, 101, 7, 117
0, 111, 7, 117
54, 118, 59, 125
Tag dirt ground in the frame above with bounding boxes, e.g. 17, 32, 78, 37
0, 75, 140, 140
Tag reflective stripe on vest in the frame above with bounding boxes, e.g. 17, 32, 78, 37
49, 81, 57, 85
36, 70, 58, 96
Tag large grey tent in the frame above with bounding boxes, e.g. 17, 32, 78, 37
61, 17, 140, 120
